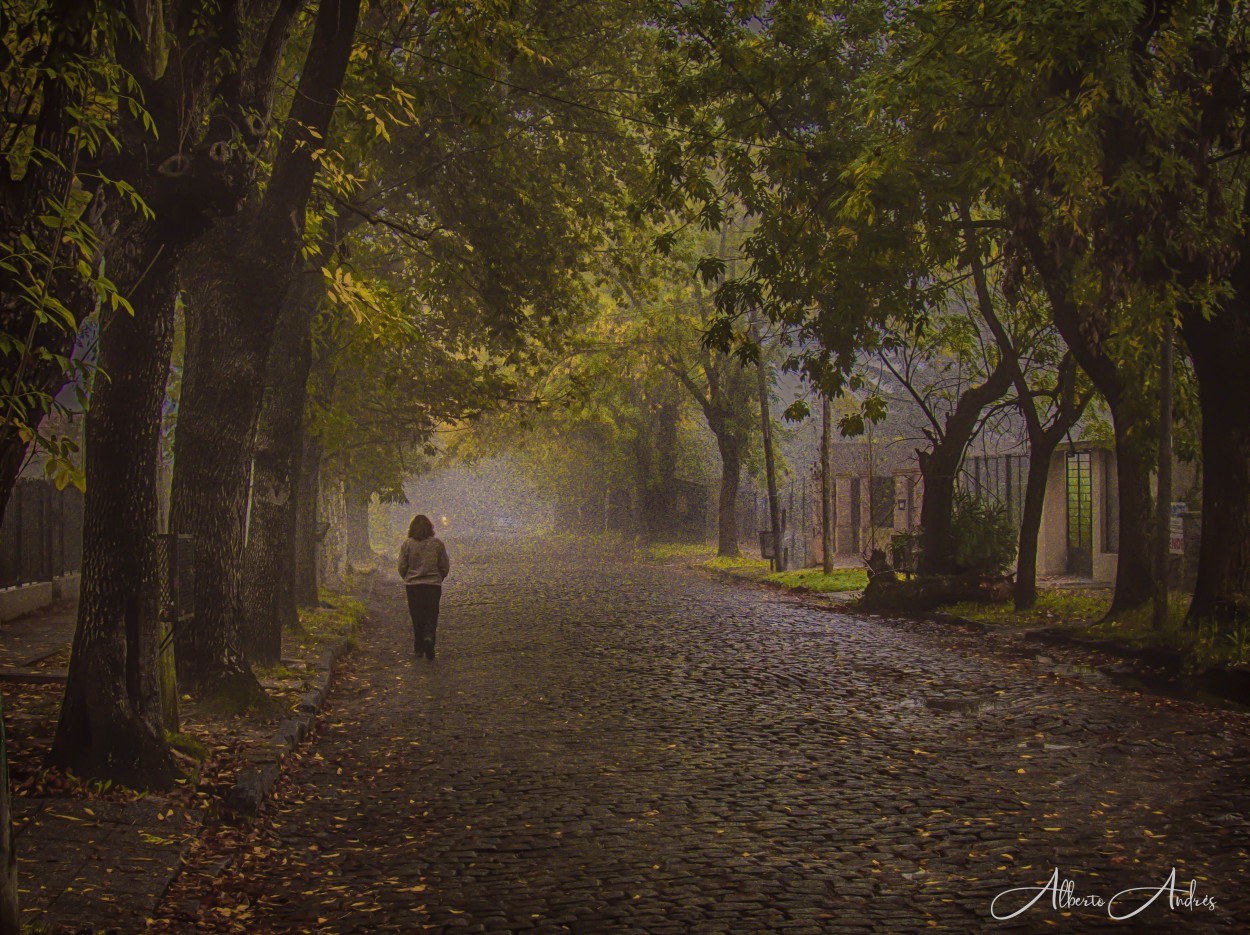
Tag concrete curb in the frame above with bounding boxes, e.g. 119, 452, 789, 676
225, 635, 353, 817
224, 571, 378, 817
0, 574, 80, 622
0, 667, 66, 683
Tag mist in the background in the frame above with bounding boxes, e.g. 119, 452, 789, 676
375, 457, 556, 548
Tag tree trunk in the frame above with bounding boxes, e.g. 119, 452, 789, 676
294, 429, 322, 608
318, 472, 348, 588
751, 326, 784, 571
169, 223, 286, 699
48, 238, 178, 788
915, 349, 1015, 576
41, 0, 302, 773
0, 6, 106, 526
0, 697, 18, 933
1106, 410, 1154, 617
1183, 300, 1250, 627
1014, 448, 1053, 610
1011, 362, 1088, 611
0, 450, 26, 533
242, 220, 358, 662
822, 397, 834, 574
1152, 318, 1174, 630
917, 446, 960, 576
344, 475, 373, 564
167, 0, 360, 697
713, 430, 742, 557
241, 283, 315, 666
1018, 211, 1153, 616
646, 398, 680, 539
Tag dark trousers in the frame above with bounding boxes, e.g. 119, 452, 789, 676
406, 584, 442, 656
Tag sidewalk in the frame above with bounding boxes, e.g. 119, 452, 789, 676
0, 586, 365, 933
0, 600, 74, 680
0, 600, 198, 933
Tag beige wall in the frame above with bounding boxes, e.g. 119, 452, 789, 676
1038, 448, 1119, 583
834, 475, 855, 554
893, 472, 920, 533
1091, 450, 1117, 584
1038, 451, 1068, 577
813, 449, 1123, 582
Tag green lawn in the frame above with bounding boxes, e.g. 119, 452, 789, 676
704, 554, 770, 572
643, 542, 719, 564
945, 589, 1112, 628
762, 567, 868, 593
946, 588, 1250, 669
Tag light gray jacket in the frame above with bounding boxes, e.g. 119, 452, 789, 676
398, 536, 450, 586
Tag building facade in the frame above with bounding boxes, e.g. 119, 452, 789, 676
803, 440, 1178, 585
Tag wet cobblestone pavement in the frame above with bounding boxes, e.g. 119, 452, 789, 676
162, 542, 1250, 933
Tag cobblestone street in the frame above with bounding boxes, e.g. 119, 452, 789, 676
166, 541, 1250, 933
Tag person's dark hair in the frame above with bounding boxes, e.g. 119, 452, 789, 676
408, 514, 435, 541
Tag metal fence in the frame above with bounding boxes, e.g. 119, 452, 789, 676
155, 533, 195, 628
0, 480, 83, 589
961, 453, 1030, 529
751, 476, 814, 570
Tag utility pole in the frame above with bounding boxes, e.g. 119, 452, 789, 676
822, 395, 834, 574
751, 322, 784, 571
1153, 316, 1174, 630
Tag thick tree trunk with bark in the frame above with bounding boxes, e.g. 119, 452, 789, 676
1106, 408, 1155, 617
917, 446, 961, 576
242, 220, 358, 663
962, 220, 1091, 609
168, 0, 360, 696
713, 430, 743, 557
0, 697, 15, 931
170, 222, 292, 697
42, 0, 309, 776
241, 283, 315, 665
1183, 300, 1250, 626
294, 430, 322, 608
49, 237, 178, 788
916, 354, 1015, 576
318, 473, 348, 587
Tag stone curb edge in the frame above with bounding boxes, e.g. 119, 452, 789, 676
224, 569, 377, 817
223, 634, 354, 817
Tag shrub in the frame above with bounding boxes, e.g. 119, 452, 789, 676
951, 491, 1015, 575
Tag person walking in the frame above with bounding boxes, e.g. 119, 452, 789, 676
398, 514, 450, 660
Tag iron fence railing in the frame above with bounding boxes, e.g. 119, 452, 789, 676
156, 533, 195, 631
